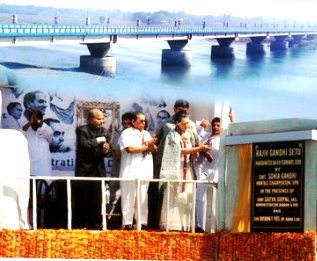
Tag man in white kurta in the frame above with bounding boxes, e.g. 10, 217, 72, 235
195, 132, 220, 233
22, 109, 53, 178
195, 110, 234, 233
23, 122, 53, 177
119, 112, 155, 229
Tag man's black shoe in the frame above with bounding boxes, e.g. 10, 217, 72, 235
122, 224, 133, 230
195, 227, 205, 233
141, 224, 148, 230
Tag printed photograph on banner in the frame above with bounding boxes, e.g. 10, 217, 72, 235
0, 87, 76, 173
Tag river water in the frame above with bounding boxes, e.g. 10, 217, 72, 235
0, 37, 317, 123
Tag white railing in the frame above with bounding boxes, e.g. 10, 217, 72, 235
25, 176, 217, 232
0, 24, 315, 38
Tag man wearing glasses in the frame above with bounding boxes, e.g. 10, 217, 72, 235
118, 112, 157, 230
108, 112, 134, 220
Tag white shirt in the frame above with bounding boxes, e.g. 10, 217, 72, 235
23, 123, 53, 177
195, 132, 220, 182
119, 127, 153, 180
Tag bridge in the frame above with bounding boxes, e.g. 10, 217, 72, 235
0, 24, 317, 73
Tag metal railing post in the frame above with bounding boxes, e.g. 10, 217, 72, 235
32, 178, 37, 230
136, 178, 141, 231
66, 178, 72, 230
166, 181, 170, 231
101, 179, 107, 230
191, 181, 197, 233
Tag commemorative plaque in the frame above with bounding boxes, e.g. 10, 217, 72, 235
251, 141, 304, 232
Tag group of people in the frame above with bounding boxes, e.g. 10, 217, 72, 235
73, 98, 234, 233
0, 91, 234, 232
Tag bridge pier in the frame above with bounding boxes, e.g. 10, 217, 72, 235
211, 38, 235, 59
80, 55, 116, 76
246, 36, 267, 55
270, 36, 289, 51
306, 34, 317, 40
80, 42, 116, 76
161, 39, 192, 67
288, 35, 305, 48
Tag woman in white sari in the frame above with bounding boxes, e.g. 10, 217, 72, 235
159, 111, 210, 231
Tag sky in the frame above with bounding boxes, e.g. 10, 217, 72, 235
1, 0, 317, 22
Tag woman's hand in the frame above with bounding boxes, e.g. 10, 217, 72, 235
103, 142, 110, 153
199, 144, 210, 153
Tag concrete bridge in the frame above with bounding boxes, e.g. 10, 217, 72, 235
0, 24, 316, 74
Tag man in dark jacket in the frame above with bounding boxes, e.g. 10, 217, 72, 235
73, 108, 110, 229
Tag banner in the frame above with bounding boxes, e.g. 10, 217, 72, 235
1, 86, 222, 177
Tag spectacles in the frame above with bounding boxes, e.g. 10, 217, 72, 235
138, 119, 146, 123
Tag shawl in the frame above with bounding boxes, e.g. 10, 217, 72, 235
159, 129, 181, 182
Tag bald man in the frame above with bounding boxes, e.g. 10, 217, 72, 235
73, 108, 110, 229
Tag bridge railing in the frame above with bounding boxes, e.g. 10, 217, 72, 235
0, 24, 315, 39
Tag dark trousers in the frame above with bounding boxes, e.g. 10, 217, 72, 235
72, 180, 102, 229
147, 182, 160, 229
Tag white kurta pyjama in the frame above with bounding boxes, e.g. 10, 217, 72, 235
195, 133, 220, 232
119, 127, 153, 226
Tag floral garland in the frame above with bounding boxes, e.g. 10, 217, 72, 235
218, 231, 316, 261
0, 230, 315, 260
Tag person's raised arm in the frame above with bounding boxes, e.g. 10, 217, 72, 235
22, 113, 36, 132
229, 107, 235, 123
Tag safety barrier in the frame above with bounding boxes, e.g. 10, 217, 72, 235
27, 176, 217, 231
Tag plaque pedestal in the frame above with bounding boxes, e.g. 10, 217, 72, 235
220, 118, 317, 232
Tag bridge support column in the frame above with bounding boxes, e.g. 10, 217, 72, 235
80, 55, 116, 76
80, 42, 116, 76
246, 36, 267, 55
246, 43, 265, 54
161, 49, 192, 67
161, 39, 192, 67
211, 38, 235, 58
270, 36, 288, 51
288, 35, 304, 48
306, 34, 317, 40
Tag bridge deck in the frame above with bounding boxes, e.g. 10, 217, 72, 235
0, 24, 315, 42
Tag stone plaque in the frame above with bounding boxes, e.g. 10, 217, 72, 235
251, 141, 304, 232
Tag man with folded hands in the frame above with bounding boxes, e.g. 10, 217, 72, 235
73, 108, 110, 229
